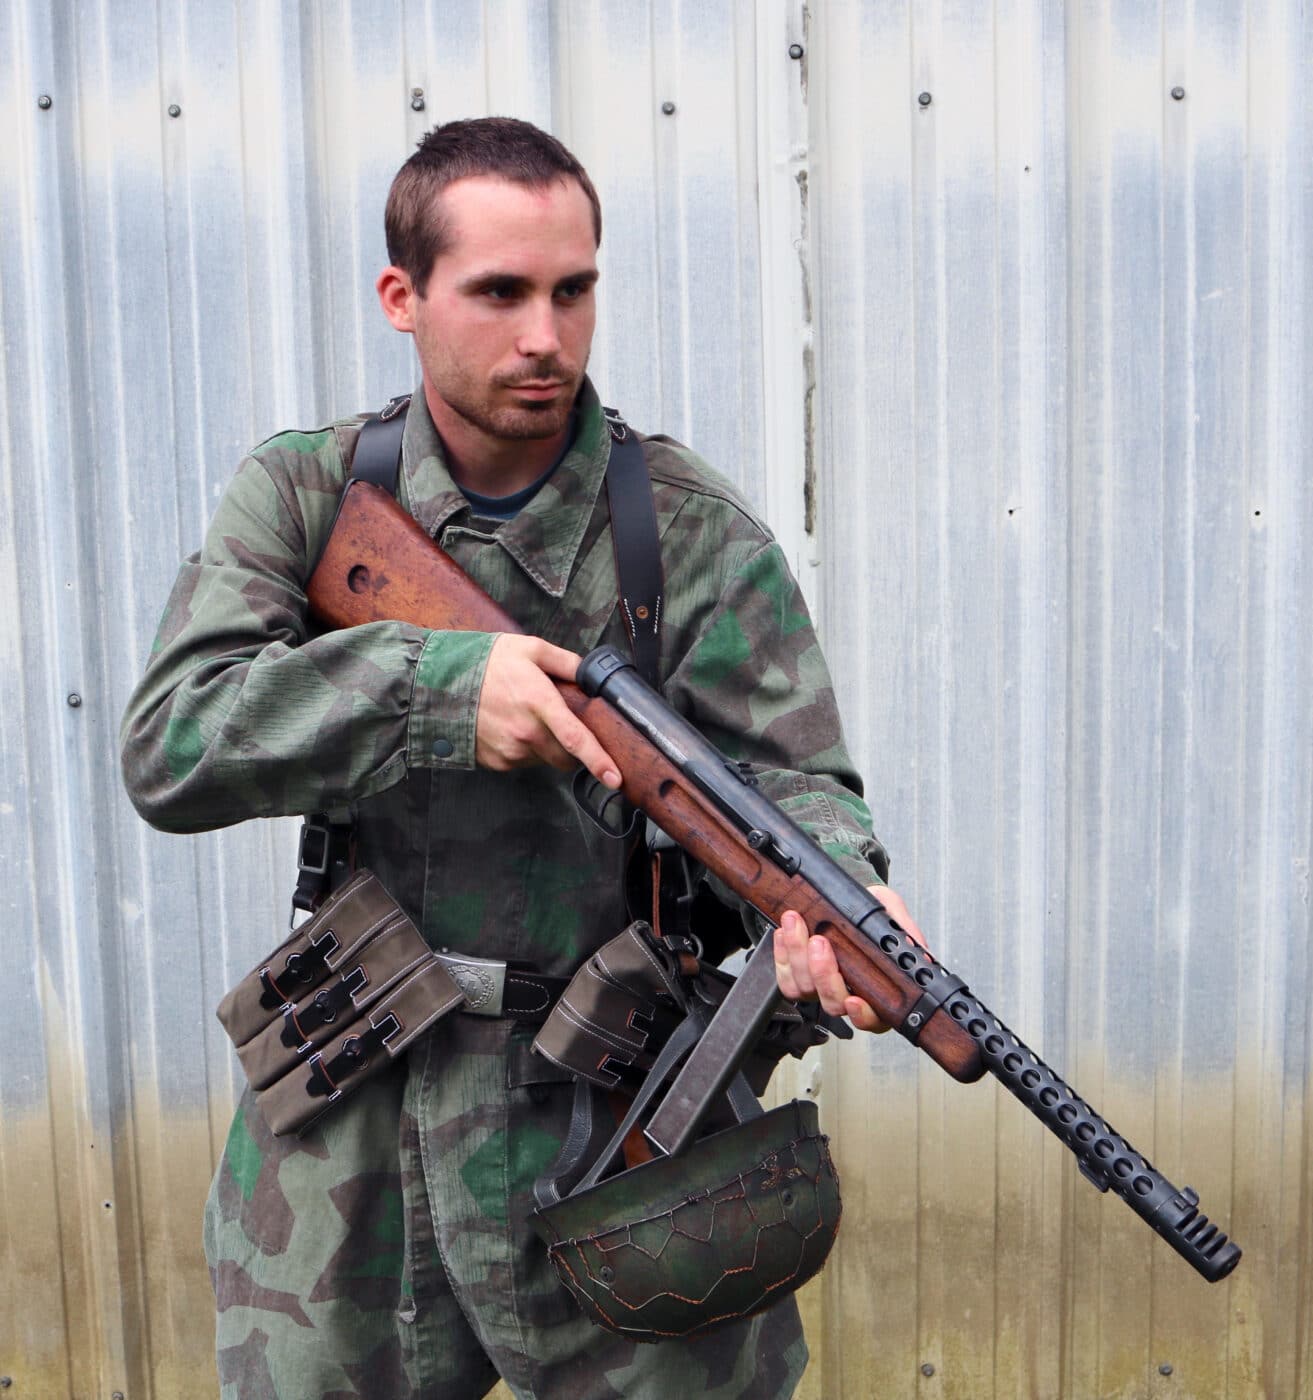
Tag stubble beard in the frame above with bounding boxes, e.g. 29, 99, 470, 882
439, 357, 588, 443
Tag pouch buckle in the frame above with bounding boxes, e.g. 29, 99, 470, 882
305, 1011, 403, 1099
289, 815, 353, 927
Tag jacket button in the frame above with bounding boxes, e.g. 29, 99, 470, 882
432, 738, 454, 758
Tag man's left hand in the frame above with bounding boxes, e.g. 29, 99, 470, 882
772, 886, 927, 1034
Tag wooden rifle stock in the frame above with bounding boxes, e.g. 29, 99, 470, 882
306, 479, 985, 1084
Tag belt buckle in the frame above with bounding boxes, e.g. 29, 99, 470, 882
436, 951, 506, 1016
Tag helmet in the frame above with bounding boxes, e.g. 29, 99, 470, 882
530, 1098, 841, 1342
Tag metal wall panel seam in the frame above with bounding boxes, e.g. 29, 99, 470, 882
0, 5, 84, 1389
15, 1, 137, 1390
754, 0, 813, 598
809, 3, 926, 1392
651, 0, 696, 449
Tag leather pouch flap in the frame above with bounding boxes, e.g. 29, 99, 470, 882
235, 913, 435, 1090
256, 957, 466, 1136
216, 871, 404, 1047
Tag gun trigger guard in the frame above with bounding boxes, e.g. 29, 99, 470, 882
571, 768, 638, 840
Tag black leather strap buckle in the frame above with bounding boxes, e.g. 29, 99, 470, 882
279, 964, 370, 1047
305, 1011, 403, 1099
297, 820, 331, 878
258, 928, 342, 1010
289, 816, 356, 925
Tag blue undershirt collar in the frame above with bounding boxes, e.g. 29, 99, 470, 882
454, 411, 579, 521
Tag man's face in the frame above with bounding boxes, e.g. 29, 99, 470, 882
400, 175, 599, 446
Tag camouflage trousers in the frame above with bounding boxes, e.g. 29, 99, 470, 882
204, 1016, 808, 1398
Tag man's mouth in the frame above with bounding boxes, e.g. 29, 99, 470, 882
507, 380, 567, 400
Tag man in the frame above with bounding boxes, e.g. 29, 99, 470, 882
121, 117, 920, 1399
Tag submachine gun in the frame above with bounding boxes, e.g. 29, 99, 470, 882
307, 478, 1242, 1286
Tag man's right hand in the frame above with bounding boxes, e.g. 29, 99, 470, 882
474, 634, 622, 789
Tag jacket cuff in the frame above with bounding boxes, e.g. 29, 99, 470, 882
775, 787, 890, 889
407, 631, 497, 771
817, 840, 888, 890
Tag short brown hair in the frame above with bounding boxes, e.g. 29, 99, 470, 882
385, 117, 602, 295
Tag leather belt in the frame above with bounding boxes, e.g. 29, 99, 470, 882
435, 951, 568, 1023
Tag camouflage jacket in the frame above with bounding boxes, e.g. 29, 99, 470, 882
120, 380, 887, 975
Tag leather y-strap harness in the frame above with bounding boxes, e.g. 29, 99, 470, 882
290, 395, 668, 1018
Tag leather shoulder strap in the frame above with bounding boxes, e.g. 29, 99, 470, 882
349, 394, 411, 491
602, 408, 664, 690
295, 394, 411, 916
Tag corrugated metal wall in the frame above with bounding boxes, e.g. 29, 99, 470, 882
1, 2, 1307, 1397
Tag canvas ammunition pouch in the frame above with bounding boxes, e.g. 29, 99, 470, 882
533, 919, 821, 1102
217, 871, 467, 1135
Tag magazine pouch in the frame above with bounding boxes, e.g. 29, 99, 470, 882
216, 870, 465, 1134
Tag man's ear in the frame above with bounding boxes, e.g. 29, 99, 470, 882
376, 266, 416, 332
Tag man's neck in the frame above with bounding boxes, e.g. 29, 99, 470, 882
425, 388, 571, 496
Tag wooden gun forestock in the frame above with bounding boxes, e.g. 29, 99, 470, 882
306, 479, 984, 1083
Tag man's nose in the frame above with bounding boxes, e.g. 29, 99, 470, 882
515, 297, 563, 360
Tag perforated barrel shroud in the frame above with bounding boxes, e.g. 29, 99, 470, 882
531, 1099, 841, 1342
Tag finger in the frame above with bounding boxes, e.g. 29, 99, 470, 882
844, 996, 890, 1034
784, 913, 819, 998
773, 924, 804, 1001
775, 913, 817, 1000
805, 934, 864, 1019
536, 690, 622, 788
807, 938, 894, 1033
524, 638, 589, 683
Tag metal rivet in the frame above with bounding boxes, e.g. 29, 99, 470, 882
1159, 1362, 1174, 1376
1171, 86, 1185, 100
635, 604, 649, 621
918, 91, 933, 108
168, 104, 181, 118
921, 1362, 936, 1377
113, 1393, 126, 1400
661, 101, 676, 115
67, 693, 82, 708
599, 1265, 615, 1284
788, 43, 804, 60
0, 1379, 12, 1390
432, 737, 454, 759
411, 87, 426, 112
38, 94, 52, 109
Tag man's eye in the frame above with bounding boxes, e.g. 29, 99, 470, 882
483, 283, 519, 301
556, 282, 589, 302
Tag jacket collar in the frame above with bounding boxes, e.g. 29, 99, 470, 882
396, 379, 610, 600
